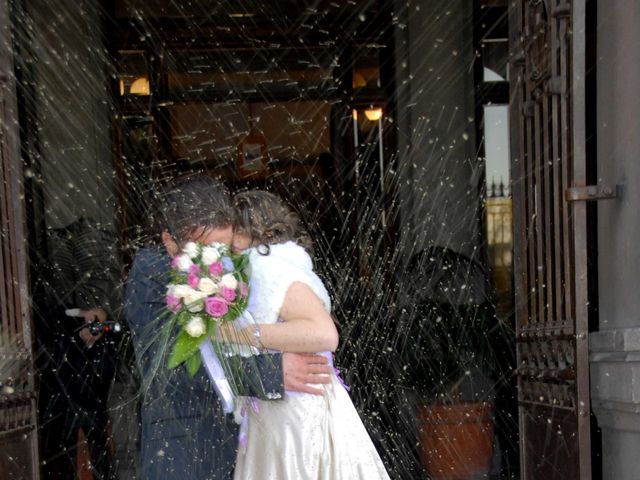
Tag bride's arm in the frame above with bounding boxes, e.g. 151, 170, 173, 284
219, 282, 339, 353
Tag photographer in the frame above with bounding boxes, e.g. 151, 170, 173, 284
37, 218, 121, 480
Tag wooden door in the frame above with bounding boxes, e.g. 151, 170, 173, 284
509, 0, 592, 478
0, 0, 40, 478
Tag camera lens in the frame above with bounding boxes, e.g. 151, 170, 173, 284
89, 321, 103, 336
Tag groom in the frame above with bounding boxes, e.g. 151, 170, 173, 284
124, 176, 333, 479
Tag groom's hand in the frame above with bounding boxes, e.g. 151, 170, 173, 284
282, 353, 333, 395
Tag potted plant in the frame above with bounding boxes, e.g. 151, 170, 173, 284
396, 247, 511, 480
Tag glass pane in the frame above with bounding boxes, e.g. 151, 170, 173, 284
353, 46, 381, 90
118, 51, 149, 96
483, 104, 513, 321
484, 104, 510, 195
482, 39, 509, 82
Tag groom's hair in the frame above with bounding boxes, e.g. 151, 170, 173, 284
158, 175, 233, 243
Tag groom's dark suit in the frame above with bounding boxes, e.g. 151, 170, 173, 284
125, 246, 284, 480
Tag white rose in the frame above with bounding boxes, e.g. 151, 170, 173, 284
184, 288, 205, 312
171, 284, 191, 298
175, 254, 193, 272
186, 302, 203, 313
184, 316, 206, 337
198, 277, 218, 295
183, 242, 199, 259
201, 246, 221, 265
219, 273, 238, 290
209, 242, 228, 252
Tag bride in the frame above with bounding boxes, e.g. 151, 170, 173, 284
218, 190, 390, 480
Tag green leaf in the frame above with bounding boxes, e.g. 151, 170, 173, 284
174, 310, 192, 326
171, 272, 188, 284
226, 302, 246, 321
227, 304, 240, 318
167, 330, 206, 369
207, 318, 222, 340
234, 253, 250, 271
185, 353, 202, 377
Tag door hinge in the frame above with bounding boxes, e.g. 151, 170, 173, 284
565, 184, 622, 202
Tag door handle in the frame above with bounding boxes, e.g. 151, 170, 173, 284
565, 184, 623, 202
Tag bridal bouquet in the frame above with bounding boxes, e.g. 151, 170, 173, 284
165, 241, 249, 378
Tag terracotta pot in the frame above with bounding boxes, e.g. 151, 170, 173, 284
76, 422, 115, 480
417, 402, 494, 480
76, 428, 92, 480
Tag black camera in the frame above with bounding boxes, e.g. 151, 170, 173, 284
75, 318, 122, 336
87, 319, 122, 336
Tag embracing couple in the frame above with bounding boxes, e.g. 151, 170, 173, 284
124, 176, 389, 480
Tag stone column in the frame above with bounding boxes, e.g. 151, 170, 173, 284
589, 1, 640, 479
394, 0, 481, 260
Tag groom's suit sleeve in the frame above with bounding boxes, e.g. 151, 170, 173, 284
238, 353, 285, 400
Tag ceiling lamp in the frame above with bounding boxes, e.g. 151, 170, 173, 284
130, 77, 150, 95
364, 107, 383, 121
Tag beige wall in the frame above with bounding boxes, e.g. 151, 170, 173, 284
171, 101, 331, 164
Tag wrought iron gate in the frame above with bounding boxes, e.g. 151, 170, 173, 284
509, 0, 592, 478
0, 0, 40, 478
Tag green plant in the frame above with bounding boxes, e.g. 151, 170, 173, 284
404, 300, 503, 402
396, 247, 511, 404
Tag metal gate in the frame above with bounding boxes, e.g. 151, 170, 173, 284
0, 0, 40, 478
509, 0, 592, 478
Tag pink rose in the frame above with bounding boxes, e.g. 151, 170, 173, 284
221, 286, 237, 302
188, 272, 199, 289
188, 264, 201, 275
205, 296, 228, 318
209, 261, 224, 276
240, 282, 248, 298
166, 294, 181, 313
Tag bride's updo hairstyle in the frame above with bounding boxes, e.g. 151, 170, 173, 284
233, 190, 313, 255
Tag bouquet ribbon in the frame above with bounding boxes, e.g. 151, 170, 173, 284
199, 340, 235, 414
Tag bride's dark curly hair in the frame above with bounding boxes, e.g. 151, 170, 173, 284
233, 190, 313, 254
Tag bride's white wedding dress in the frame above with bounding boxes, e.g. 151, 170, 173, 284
233, 241, 390, 480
